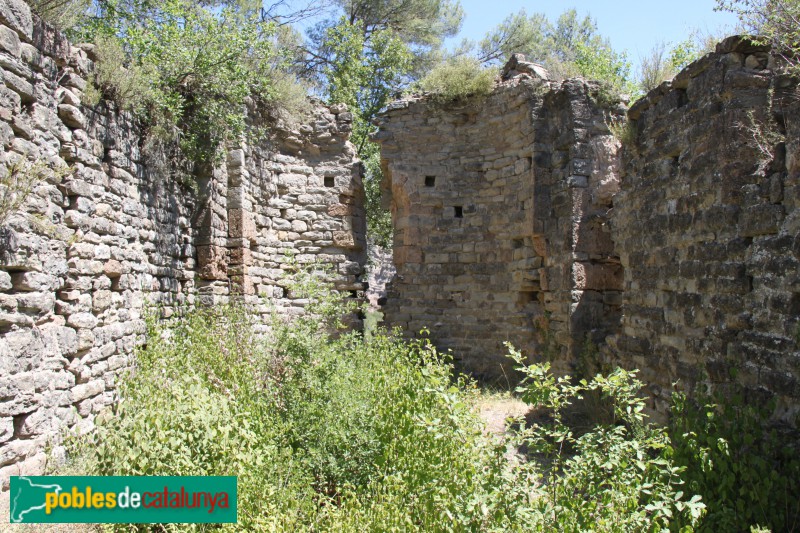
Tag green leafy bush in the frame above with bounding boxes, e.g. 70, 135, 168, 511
66, 0, 309, 167
670, 392, 800, 532
419, 56, 497, 103
507, 344, 705, 532
62, 272, 716, 531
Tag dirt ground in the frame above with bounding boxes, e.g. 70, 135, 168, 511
476, 392, 530, 436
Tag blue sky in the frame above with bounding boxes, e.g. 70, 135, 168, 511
448, 0, 741, 70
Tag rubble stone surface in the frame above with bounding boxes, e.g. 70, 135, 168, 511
0, 6, 365, 487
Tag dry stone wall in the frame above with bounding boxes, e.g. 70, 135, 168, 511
376, 40, 800, 425
607, 36, 800, 421
373, 63, 623, 380
0, 0, 365, 487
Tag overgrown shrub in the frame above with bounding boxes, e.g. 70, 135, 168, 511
46, 0, 310, 168
26, 0, 91, 31
61, 272, 716, 531
670, 392, 800, 532
419, 56, 497, 103
639, 42, 676, 93
507, 344, 706, 532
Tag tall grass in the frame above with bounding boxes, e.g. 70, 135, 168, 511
60, 271, 708, 531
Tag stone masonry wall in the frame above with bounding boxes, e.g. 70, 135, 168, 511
606, 36, 800, 422
373, 63, 623, 380
377, 40, 800, 425
0, 0, 365, 487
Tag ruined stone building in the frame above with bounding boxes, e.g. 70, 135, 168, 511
1, 0, 799, 487
375, 38, 800, 424
373, 60, 624, 381
0, 0, 366, 486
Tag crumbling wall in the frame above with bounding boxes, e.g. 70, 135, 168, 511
373, 62, 622, 380
606, 36, 800, 421
0, 0, 365, 487
377, 38, 800, 426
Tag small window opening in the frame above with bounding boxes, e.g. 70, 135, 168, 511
349, 290, 358, 299
324, 176, 335, 187
454, 206, 463, 218
518, 291, 538, 305
512, 238, 524, 249
425, 176, 436, 187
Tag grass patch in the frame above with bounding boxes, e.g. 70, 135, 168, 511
418, 56, 497, 104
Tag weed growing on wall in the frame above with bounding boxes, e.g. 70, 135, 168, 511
66, 0, 309, 169
418, 56, 497, 104
738, 91, 786, 176
0, 156, 72, 259
606, 115, 637, 149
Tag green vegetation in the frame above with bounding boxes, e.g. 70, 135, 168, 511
32, 0, 308, 171
305, 1, 464, 247
58, 274, 741, 532
506, 344, 706, 531
607, 115, 637, 148
418, 56, 496, 103
671, 392, 800, 532
638, 33, 720, 94
474, 9, 635, 95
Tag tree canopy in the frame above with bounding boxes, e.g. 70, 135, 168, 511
473, 8, 633, 93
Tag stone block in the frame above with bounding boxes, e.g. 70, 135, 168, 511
327, 203, 352, 217
0, 416, 12, 443
739, 204, 784, 237
103, 259, 125, 278
228, 208, 257, 241
0, 439, 36, 468
0, 0, 32, 40
67, 312, 97, 329
58, 103, 86, 129
11, 272, 53, 291
0, 24, 21, 56
333, 230, 357, 249
229, 247, 252, 266
197, 245, 228, 281
71, 379, 104, 403
0, 271, 11, 291
4, 70, 34, 103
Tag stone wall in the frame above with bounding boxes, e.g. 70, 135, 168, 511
376, 40, 800, 425
606, 36, 800, 421
373, 61, 623, 380
0, 0, 365, 487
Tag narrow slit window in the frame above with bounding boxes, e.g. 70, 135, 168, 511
425, 176, 436, 187
324, 176, 335, 187
454, 206, 463, 218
